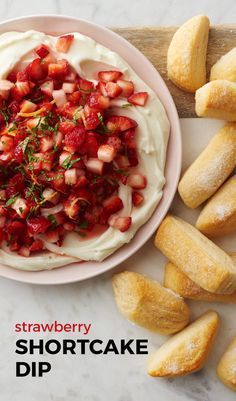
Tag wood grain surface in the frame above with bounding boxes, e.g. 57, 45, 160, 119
113, 26, 236, 117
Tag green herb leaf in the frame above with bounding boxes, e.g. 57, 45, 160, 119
79, 221, 89, 229
6, 193, 19, 206
48, 214, 57, 226
19, 137, 30, 153
121, 103, 132, 108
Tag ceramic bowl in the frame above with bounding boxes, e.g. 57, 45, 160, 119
0, 15, 181, 284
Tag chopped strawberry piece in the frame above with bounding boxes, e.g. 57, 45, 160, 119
35, 44, 49, 58
105, 82, 122, 98
76, 188, 92, 204
127, 148, 139, 167
85, 112, 100, 130
132, 191, 144, 206
29, 239, 44, 252
85, 133, 99, 157
106, 136, 122, 152
106, 115, 138, 133
63, 195, 80, 219
0, 216, 6, 228
85, 158, 104, 175
42, 188, 59, 205
0, 80, 14, 99
63, 221, 75, 231
103, 195, 123, 215
64, 168, 77, 185
128, 92, 148, 106
27, 58, 46, 81
117, 79, 134, 97
58, 121, 76, 134
0, 135, 14, 152
11, 198, 29, 218
48, 60, 68, 79
127, 174, 147, 189
54, 131, 63, 148
27, 216, 51, 234
7, 70, 17, 83
98, 70, 123, 82
40, 80, 54, 97
88, 93, 110, 109
7, 220, 26, 235
75, 175, 89, 188
45, 228, 60, 243
16, 71, 29, 82
78, 79, 94, 93
20, 100, 37, 113
97, 81, 108, 97
55, 34, 74, 53
62, 82, 76, 93
13, 145, 23, 163
108, 215, 131, 232
97, 144, 116, 163
11, 81, 31, 100
67, 90, 81, 104
40, 136, 54, 152
64, 125, 86, 151
18, 246, 30, 257
53, 89, 67, 107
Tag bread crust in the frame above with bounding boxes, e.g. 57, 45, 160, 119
112, 271, 190, 335
217, 336, 236, 391
154, 215, 236, 294
164, 258, 236, 303
196, 175, 236, 236
178, 123, 236, 208
195, 80, 236, 121
148, 311, 219, 377
210, 47, 236, 82
167, 15, 209, 92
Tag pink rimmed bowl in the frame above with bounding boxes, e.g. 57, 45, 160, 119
0, 15, 181, 284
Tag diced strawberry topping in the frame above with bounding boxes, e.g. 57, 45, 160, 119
128, 92, 148, 106
106, 116, 138, 133
103, 195, 124, 215
27, 216, 51, 234
97, 144, 116, 162
0, 46, 149, 255
35, 44, 49, 58
108, 215, 131, 232
64, 125, 86, 151
117, 79, 134, 97
98, 70, 123, 82
27, 58, 46, 81
127, 174, 147, 189
85, 158, 104, 175
55, 34, 74, 53
132, 191, 144, 206
105, 82, 122, 98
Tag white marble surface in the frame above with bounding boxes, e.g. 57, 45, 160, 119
0, 2, 236, 401
0, 0, 235, 26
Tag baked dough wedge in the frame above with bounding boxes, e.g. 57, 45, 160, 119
148, 310, 219, 377
178, 123, 236, 208
195, 80, 236, 121
196, 175, 236, 236
112, 271, 190, 335
217, 336, 236, 391
167, 15, 209, 92
210, 47, 236, 82
164, 258, 236, 303
154, 215, 236, 294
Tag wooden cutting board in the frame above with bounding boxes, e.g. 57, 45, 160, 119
113, 26, 236, 117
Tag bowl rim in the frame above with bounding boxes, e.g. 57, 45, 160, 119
0, 15, 182, 285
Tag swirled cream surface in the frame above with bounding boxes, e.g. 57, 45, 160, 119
0, 30, 169, 270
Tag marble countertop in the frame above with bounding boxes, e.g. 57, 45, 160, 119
0, 2, 235, 401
